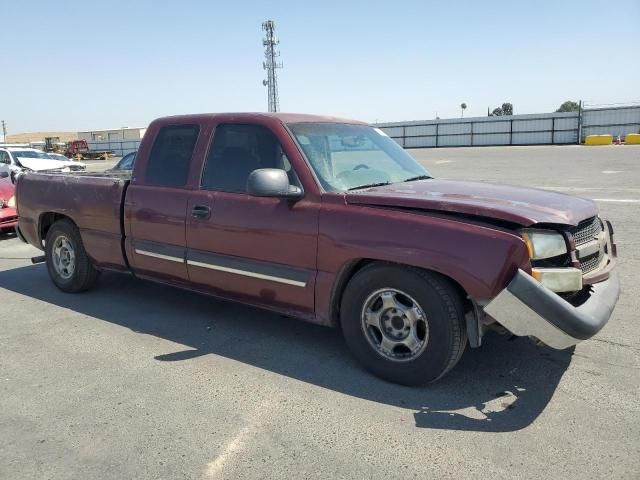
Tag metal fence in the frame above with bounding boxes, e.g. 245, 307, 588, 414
376, 105, 640, 148
581, 105, 640, 140
87, 140, 141, 157
84, 105, 640, 153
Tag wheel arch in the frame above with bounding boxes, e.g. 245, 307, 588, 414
330, 258, 474, 328
39, 212, 75, 247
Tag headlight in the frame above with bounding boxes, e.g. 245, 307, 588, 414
520, 229, 567, 259
7, 195, 16, 208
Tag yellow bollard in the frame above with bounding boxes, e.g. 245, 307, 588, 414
625, 133, 640, 145
585, 134, 613, 145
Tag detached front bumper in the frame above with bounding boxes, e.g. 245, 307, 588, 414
484, 269, 620, 349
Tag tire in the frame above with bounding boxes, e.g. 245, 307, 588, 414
45, 219, 99, 293
340, 263, 467, 386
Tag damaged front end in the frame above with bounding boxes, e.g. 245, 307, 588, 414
484, 268, 619, 349
482, 217, 620, 349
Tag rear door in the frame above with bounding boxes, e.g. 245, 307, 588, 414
125, 124, 201, 284
185, 122, 319, 313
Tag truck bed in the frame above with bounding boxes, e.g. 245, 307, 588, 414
16, 171, 131, 270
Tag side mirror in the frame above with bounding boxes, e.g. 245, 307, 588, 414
247, 168, 303, 199
0, 171, 8, 179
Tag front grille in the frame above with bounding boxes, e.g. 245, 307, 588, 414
569, 216, 602, 246
569, 217, 606, 274
580, 252, 602, 274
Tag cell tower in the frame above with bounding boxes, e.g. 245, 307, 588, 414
262, 20, 282, 113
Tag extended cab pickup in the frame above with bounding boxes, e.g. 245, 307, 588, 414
15, 113, 620, 385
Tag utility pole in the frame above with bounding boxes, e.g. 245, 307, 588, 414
262, 20, 283, 113
1, 120, 6, 143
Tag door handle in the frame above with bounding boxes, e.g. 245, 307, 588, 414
191, 205, 211, 219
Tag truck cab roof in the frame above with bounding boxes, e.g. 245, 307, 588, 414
150, 112, 367, 126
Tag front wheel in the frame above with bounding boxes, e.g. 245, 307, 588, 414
45, 219, 99, 293
340, 264, 467, 386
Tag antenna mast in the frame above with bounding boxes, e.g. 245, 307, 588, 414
262, 20, 283, 113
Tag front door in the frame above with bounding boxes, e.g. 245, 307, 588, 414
186, 123, 319, 314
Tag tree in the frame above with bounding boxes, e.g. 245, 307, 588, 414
501, 102, 513, 115
460, 103, 467, 118
556, 100, 580, 112
491, 107, 503, 116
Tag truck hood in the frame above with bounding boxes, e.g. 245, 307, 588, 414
345, 179, 597, 226
16, 157, 82, 172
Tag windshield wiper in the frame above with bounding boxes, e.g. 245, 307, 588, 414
347, 181, 392, 191
403, 175, 432, 182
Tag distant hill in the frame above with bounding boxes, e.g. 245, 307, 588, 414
6, 131, 78, 143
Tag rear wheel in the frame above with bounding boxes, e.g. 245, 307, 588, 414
45, 219, 99, 293
341, 264, 467, 385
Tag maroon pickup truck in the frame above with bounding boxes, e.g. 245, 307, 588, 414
15, 113, 620, 385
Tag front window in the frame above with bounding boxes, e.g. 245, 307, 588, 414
201, 123, 299, 193
287, 123, 431, 192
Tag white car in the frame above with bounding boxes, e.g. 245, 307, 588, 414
0, 147, 86, 182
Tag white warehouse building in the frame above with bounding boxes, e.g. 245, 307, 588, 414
77, 127, 146, 156
78, 127, 146, 142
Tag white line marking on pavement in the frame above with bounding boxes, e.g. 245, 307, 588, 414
601, 170, 623, 174
592, 199, 640, 203
536, 186, 640, 193
205, 396, 275, 478
205, 424, 253, 477
435, 160, 453, 164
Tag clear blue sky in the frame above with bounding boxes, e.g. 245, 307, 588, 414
2, 0, 639, 133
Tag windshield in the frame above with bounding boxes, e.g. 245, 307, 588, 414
288, 123, 431, 191
12, 150, 53, 160
116, 152, 136, 170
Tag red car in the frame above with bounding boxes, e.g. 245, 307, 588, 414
15, 113, 620, 385
0, 171, 18, 233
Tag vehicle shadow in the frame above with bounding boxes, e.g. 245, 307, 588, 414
0, 264, 573, 432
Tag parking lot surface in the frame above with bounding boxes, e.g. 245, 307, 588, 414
1, 145, 639, 479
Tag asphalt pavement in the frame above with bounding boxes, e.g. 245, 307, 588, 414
1, 145, 638, 479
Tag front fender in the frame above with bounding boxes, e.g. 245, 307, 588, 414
315, 200, 531, 325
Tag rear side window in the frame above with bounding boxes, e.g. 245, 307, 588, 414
145, 124, 199, 187
201, 123, 298, 193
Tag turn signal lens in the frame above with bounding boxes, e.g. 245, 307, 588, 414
520, 229, 567, 260
531, 267, 583, 292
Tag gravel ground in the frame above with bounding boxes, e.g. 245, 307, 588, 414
1, 145, 638, 479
